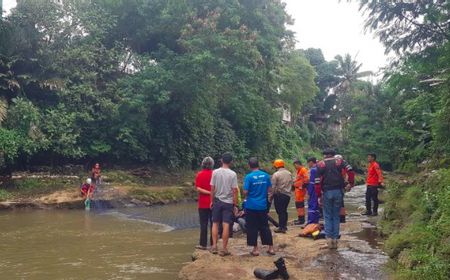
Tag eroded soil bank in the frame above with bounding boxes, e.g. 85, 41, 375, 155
0, 168, 197, 210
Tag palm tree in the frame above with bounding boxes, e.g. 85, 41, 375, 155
334, 54, 373, 94
326, 54, 373, 143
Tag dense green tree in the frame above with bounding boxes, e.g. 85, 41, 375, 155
278, 50, 318, 116
344, 1, 450, 168
354, 0, 450, 54
342, 3, 450, 277
0, 0, 319, 169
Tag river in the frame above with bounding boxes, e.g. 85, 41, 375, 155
0, 204, 199, 280
0, 185, 387, 279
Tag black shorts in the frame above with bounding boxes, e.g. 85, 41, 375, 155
212, 199, 234, 224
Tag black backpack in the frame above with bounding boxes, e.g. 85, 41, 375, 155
318, 159, 345, 190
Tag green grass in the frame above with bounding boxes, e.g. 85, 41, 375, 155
128, 186, 195, 204
103, 168, 195, 187
0, 189, 12, 201
3, 177, 78, 198
381, 168, 450, 280
0, 168, 197, 202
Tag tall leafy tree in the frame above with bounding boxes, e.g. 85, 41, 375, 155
354, 0, 450, 54
0, 0, 319, 169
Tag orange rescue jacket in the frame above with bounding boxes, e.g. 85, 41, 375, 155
366, 161, 384, 186
294, 166, 309, 189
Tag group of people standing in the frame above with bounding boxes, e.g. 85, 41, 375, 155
195, 149, 384, 256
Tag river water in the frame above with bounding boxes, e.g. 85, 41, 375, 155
0, 204, 199, 280
0, 185, 387, 279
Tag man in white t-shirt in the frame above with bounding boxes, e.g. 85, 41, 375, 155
210, 152, 238, 256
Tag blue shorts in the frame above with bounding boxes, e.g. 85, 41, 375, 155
212, 199, 234, 224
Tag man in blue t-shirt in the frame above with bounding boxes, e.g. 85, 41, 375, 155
243, 157, 275, 256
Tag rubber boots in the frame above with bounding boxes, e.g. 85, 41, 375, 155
253, 268, 279, 280
254, 257, 289, 280
274, 257, 289, 279
293, 216, 305, 225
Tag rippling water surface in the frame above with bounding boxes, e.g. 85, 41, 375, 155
0, 185, 388, 280
0, 204, 198, 280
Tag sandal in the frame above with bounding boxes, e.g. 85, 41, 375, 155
210, 247, 218, 254
219, 250, 231, 257
195, 245, 207, 250
267, 250, 276, 255
250, 251, 260, 256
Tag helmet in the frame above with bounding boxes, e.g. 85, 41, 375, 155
335, 154, 343, 160
86, 178, 92, 184
273, 159, 285, 168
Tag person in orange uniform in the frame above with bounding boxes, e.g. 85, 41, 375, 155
364, 153, 385, 216
293, 159, 309, 225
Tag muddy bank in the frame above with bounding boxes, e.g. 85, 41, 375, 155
0, 169, 197, 210
179, 185, 388, 280
0, 185, 196, 210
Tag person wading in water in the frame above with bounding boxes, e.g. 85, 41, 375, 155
91, 163, 102, 186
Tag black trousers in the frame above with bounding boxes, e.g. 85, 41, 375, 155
273, 193, 290, 230
246, 209, 273, 246
198, 208, 212, 247
365, 186, 379, 214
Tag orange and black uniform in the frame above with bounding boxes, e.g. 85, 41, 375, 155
294, 166, 309, 224
365, 161, 384, 215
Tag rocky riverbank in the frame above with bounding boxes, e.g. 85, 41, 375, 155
179, 185, 389, 280
0, 168, 197, 210
0, 185, 196, 210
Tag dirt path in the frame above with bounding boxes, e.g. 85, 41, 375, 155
179, 185, 388, 280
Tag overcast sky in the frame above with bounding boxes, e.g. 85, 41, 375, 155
283, 0, 390, 75
2, 0, 389, 73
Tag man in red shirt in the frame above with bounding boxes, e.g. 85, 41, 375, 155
195, 157, 214, 250
364, 153, 385, 216
81, 178, 95, 199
